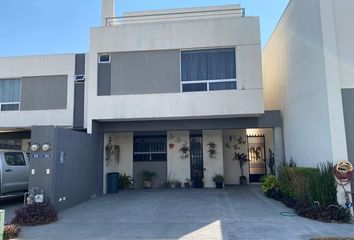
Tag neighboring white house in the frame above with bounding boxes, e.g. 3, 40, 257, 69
263, 0, 354, 204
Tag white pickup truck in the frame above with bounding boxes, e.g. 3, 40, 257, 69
0, 150, 29, 197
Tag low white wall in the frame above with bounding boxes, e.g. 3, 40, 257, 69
167, 131, 191, 184
202, 130, 224, 188
103, 132, 133, 193
223, 129, 248, 184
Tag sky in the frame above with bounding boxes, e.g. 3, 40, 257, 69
0, 0, 289, 57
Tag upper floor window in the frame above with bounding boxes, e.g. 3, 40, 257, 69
181, 48, 236, 92
0, 79, 20, 111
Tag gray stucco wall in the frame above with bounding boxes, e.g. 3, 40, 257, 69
29, 126, 103, 211
110, 50, 181, 95
342, 89, 354, 165
98, 110, 282, 132
29, 126, 56, 203
97, 63, 111, 96
21, 75, 68, 110
73, 82, 85, 129
53, 127, 102, 210
133, 162, 167, 188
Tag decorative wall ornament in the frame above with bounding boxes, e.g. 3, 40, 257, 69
207, 142, 217, 158
179, 142, 190, 159
105, 137, 120, 166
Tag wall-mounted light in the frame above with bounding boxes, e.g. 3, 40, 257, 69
30, 144, 40, 152
42, 143, 52, 152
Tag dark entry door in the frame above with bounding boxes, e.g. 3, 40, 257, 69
190, 135, 204, 188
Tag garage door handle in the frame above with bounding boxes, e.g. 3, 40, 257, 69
5, 169, 12, 172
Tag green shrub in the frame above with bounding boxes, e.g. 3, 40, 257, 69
119, 173, 134, 189
309, 162, 337, 207
278, 166, 318, 200
261, 175, 279, 193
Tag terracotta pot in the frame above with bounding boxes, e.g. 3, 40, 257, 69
169, 143, 175, 149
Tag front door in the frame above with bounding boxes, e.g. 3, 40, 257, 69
190, 135, 204, 188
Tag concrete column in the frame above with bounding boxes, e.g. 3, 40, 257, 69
273, 127, 284, 176
102, 0, 115, 26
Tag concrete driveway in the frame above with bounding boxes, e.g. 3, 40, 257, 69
5, 186, 354, 240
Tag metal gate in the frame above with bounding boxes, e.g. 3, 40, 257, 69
190, 135, 204, 188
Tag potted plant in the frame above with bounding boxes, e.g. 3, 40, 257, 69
139, 169, 156, 189
233, 152, 249, 185
184, 179, 192, 188
179, 143, 190, 159
119, 173, 135, 189
207, 142, 217, 158
212, 174, 224, 188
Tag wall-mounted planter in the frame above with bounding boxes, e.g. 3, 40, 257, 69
169, 143, 175, 149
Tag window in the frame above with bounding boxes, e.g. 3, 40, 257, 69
74, 75, 85, 82
181, 48, 237, 92
4, 152, 26, 166
0, 79, 20, 111
133, 135, 167, 161
98, 54, 111, 63
0, 140, 22, 150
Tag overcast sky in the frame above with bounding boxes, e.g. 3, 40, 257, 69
0, 0, 289, 57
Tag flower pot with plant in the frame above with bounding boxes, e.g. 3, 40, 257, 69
139, 169, 156, 189
207, 142, 217, 158
212, 174, 224, 188
184, 179, 192, 188
179, 143, 190, 159
233, 152, 249, 185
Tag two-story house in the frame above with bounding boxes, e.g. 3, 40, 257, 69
0, 0, 282, 210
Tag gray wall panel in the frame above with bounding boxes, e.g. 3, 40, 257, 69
53, 127, 102, 210
75, 54, 86, 75
133, 162, 167, 188
98, 63, 111, 95
111, 50, 181, 95
29, 126, 103, 211
21, 75, 67, 110
98, 111, 282, 132
29, 126, 56, 203
73, 82, 85, 129
342, 89, 354, 165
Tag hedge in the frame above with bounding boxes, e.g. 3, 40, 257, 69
278, 166, 318, 200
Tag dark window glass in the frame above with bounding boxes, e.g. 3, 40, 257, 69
0, 140, 22, 150
99, 54, 110, 63
4, 152, 26, 166
182, 83, 207, 92
133, 135, 167, 162
209, 81, 237, 91
1, 103, 19, 111
181, 48, 236, 81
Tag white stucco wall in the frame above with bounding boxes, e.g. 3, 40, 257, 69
263, 0, 350, 204
332, 0, 354, 89
167, 131, 190, 184
222, 129, 248, 185
0, 54, 75, 129
87, 7, 264, 132
202, 130, 224, 188
103, 132, 133, 193
263, 0, 342, 167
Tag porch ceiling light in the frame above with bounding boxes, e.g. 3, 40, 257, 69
42, 143, 52, 152
30, 144, 40, 152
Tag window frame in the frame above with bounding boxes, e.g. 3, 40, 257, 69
0, 78, 21, 111
133, 135, 167, 162
179, 47, 237, 93
98, 54, 111, 63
